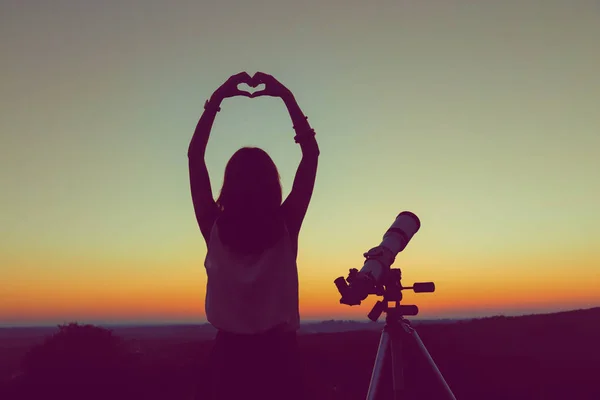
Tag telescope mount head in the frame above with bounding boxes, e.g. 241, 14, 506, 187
335, 267, 435, 323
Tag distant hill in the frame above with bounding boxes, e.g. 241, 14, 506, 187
1, 307, 597, 344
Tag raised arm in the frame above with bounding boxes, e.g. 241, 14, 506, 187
252, 72, 320, 242
188, 72, 252, 244
280, 94, 320, 241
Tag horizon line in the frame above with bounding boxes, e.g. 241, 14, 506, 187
2, 306, 598, 329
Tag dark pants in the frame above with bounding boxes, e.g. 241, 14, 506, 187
208, 328, 304, 400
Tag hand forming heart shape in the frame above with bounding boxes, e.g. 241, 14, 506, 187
213, 71, 291, 101
236, 72, 291, 99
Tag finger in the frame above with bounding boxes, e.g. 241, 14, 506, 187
253, 71, 274, 84
258, 71, 283, 86
250, 89, 268, 98
234, 89, 253, 98
232, 71, 250, 80
231, 71, 252, 84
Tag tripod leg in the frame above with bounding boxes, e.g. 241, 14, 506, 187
409, 328, 457, 400
388, 327, 411, 400
366, 329, 390, 400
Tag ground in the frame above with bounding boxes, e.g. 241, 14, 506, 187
0, 307, 599, 399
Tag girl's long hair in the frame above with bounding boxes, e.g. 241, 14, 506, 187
215, 147, 285, 255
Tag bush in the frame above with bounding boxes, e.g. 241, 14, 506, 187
18, 323, 135, 399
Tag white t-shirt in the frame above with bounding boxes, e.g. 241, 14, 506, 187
204, 221, 300, 334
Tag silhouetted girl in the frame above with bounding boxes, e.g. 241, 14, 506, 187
188, 72, 319, 400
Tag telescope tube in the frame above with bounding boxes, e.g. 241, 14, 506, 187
339, 211, 420, 305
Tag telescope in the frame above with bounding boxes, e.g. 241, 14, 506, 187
334, 211, 422, 307
333, 212, 457, 400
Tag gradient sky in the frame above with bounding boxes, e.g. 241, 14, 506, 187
1, 0, 599, 326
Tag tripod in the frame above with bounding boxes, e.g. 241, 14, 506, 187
363, 269, 457, 400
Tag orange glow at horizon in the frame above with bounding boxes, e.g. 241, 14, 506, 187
3, 250, 598, 324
